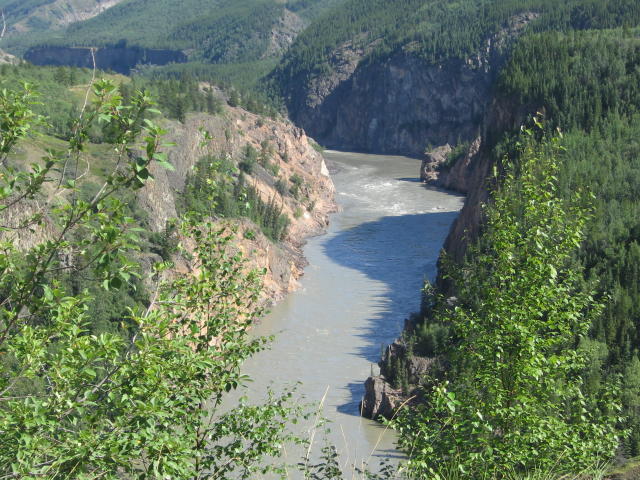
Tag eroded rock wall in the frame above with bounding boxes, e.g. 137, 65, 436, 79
287, 51, 494, 157
138, 105, 336, 304
284, 13, 538, 159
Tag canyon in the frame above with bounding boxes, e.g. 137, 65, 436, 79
282, 13, 538, 158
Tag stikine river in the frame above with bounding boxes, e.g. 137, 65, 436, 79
232, 150, 463, 475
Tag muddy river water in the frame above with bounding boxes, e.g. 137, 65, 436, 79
235, 150, 464, 472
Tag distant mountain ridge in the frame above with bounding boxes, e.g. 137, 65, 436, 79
2, 0, 345, 76
0, 0, 125, 35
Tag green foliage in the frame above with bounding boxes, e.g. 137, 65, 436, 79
179, 154, 290, 242
494, 28, 640, 455
0, 63, 93, 139
624, 356, 640, 455
239, 143, 259, 174
274, 0, 640, 92
290, 172, 304, 199
0, 64, 225, 139
275, 177, 289, 197
0, 81, 304, 478
395, 127, 621, 477
309, 138, 324, 153
498, 29, 640, 132
12, 0, 280, 56
6, 0, 343, 76
441, 141, 470, 171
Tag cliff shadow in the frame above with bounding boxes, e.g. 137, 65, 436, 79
395, 177, 423, 183
323, 211, 459, 417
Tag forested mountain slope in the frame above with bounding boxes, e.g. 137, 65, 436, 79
274, 0, 640, 156
365, 21, 640, 469
3, 0, 345, 82
0, 0, 124, 35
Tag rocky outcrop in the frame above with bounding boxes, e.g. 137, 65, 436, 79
435, 136, 482, 193
24, 46, 187, 74
7, 0, 125, 35
440, 85, 537, 267
362, 337, 438, 420
287, 51, 492, 157
265, 9, 306, 58
421, 136, 484, 194
361, 376, 403, 420
0, 49, 19, 65
284, 13, 538, 158
3, 96, 335, 308
138, 104, 336, 304
420, 144, 452, 183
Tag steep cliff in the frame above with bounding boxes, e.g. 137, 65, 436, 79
281, 13, 538, 157
1, 98, 335, 307
139, 105, 336, 303
287, 51, 491, 157
356, 15, 540, 420
361, 78, 539, 420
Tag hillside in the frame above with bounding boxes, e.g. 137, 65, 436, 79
0, 63, 335, 308
360, 19, 640, 472
274, 0, 640, 156
2, 0, 345, 83
0, 0, 124, 35
5, 0, 640, 476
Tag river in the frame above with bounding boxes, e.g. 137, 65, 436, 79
235, 150, 464, 474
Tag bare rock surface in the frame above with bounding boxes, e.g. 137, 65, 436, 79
361, 376, 403, 420
420, 144, 452, 183
285, 13, 538, 158
7, 0, 125, 35
138, 104, 336, 304
2, 100, 335, 308
266, 9, 306, 58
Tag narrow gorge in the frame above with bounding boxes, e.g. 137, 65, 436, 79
235, 150, 463, 463
4, 0, 640, 475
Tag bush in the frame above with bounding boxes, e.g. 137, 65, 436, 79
395, 124, 621, 477
239, 143, 258, 174
0, 81, 304, 478
289, 173, 303, 199
275, 178, 288, 196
